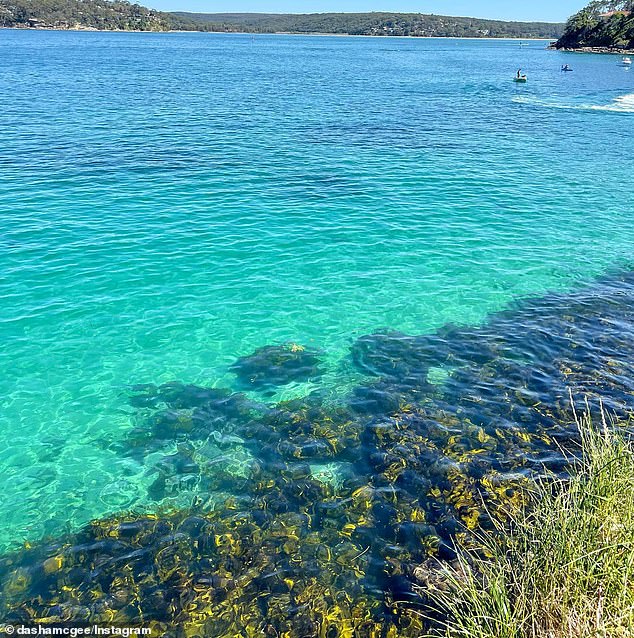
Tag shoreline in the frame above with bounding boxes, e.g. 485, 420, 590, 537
2, 26, 556, 40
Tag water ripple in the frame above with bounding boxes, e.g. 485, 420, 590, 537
0, 31, 633, 550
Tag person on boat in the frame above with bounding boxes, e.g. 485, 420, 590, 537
517, 68, 522, 78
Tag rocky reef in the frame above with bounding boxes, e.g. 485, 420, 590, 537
229, 343, 323, 391
3, 269, 634, 635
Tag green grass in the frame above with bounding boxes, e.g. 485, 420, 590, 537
422, 409, 634, 638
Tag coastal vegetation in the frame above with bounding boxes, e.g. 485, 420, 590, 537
424, 412, 634, 638
0, 0, 564, 36
555, 0, 634, 50
0, 0, 176, 30
170, 11, 564, 38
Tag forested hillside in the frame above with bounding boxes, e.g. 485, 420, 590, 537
0, 0, 173, 30
173, 11, 564, 38
555, 0, 634, 49
0, 1, 563, 37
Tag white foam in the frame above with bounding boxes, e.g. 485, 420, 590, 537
592, 92, 634, 112
513, 92, 634, 113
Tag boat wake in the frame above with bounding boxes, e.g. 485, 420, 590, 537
513, 92, 634, 113
593, 92, 634, 112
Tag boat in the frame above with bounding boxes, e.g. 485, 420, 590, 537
514, 75, 528, 82
561, 65, 573, 72
620, 57, 632, 66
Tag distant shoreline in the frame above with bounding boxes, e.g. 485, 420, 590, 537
1, 26, 553, 40
250, 33, 553, 40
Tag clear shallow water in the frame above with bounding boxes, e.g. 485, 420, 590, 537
0, 31, 633, 550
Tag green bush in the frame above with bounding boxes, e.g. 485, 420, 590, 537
423, 408, 634, 638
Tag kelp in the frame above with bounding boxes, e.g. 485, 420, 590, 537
230, 343, 324, 390
3, 270, 634, 634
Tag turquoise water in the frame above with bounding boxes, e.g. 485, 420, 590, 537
0, 31, 633, 551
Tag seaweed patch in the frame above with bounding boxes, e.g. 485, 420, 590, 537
230, 343, 324, 390
3, 271, 634, 635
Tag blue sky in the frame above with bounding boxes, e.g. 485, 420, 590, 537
150, 1, 583, 23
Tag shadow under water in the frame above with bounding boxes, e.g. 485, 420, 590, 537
3, 270, 634, 635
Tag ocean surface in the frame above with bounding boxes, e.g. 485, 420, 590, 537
0, 30, 633, 555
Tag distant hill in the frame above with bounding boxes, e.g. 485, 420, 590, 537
0, 1, 564, 37
554, 0, 634, 50
171, 11, 564, 39
0, 0, 177, 30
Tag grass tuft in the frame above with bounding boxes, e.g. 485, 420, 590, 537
422, 408, 634, 638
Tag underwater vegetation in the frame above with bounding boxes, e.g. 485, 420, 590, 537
229, 343, 324, 391
3, 270, 634, 635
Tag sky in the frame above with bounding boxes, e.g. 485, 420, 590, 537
149, 1, 583, 23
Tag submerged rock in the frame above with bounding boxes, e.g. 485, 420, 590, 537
0, 506, 423, 636
351, 330, 432, 379
157, 382, 232, 409
230, 343, 323, 389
